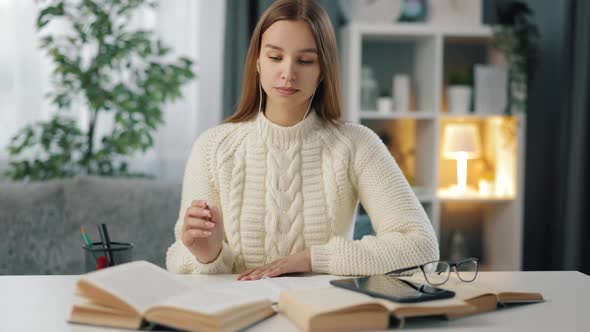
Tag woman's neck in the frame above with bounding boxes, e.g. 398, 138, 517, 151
264, 99, 308, 127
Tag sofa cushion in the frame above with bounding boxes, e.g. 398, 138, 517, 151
0, 179, 66, 275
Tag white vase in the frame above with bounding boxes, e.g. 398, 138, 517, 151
377, 97, 392, 114
448, 86, 472, 114
361, 67, 378, 111
393, 74, 410, 112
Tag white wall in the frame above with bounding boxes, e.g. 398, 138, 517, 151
197, 0, 226, 133
152, 0, 226, 180
148, 0, 203, 180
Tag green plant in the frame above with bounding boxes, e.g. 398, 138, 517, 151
5, 0, 195, 181
449, 66, 473, 86
493, 1, 539, 115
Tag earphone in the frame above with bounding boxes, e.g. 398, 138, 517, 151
256, 60, 321, 141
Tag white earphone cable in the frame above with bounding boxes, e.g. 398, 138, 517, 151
257, 77, 264, 140
257, 64, 319, 141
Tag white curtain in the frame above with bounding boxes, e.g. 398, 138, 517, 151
0, 0, 209, 181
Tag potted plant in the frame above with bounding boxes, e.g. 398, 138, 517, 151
447, 66, 473, 114
5, 0, 195, 181
493, 1, 539, 115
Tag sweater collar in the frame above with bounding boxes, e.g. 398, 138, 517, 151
257, 110, 322, 147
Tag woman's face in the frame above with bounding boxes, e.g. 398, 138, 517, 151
258, 20, 322, 108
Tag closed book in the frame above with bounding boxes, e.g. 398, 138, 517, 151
474, 64, 508, 115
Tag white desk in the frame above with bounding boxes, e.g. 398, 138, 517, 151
0, 271, 588, 332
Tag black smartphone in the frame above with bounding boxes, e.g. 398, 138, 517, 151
329, 275, 455, 303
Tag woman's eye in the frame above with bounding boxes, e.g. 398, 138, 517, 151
267, 57, 314, 64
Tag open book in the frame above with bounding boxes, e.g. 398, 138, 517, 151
278, 286, 472, 331
401, 274, 545, 318
69, 261, 274, 332
278, 274, 544, 331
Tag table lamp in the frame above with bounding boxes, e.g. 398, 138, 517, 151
442, 123, 482, 195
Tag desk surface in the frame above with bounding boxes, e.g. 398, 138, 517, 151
0, 271, 588, 332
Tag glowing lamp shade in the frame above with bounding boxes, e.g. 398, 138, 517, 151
443, 123, 482, 194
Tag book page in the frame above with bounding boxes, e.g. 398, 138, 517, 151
151, 274, 339, 315
280, 286, 382, 314
496, 291, 544, 303
375, 296, 470, 312
210, 274, 341, 303
401, 275, 495, 300
153, 288, 271, 316
72, 295, 133, 315
401, 274, 543, 302
81, 261, 192, 313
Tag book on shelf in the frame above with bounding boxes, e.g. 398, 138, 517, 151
68, 261, 274, 332
474, 64, 508, 115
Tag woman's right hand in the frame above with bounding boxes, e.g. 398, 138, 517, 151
181, 200, 224, 264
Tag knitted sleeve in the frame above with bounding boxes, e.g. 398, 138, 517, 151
310, 125, 439, 275
165, 127, 234, 274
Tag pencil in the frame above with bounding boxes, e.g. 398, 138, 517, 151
98, 223, 115, 267
81, 226, 96, 259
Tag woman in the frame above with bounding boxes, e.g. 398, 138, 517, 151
166, 0, 439, 280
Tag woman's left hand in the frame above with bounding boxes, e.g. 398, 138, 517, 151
237, 248, 312, 280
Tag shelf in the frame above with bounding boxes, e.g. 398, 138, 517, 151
417, 195, 436, 203
351, 23, 440, 37
348, 23, 493, 39
438, 187, 516, 203
438, 195, 516, 203
441, 113, 514, 119
342, 20, 524, 271
440, 26, 494, 38
413, 187, 435, 203
360, 111, 515, 120
360, 111, 437, 120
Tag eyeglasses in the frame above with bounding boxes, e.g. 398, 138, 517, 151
386, 257, 479, 286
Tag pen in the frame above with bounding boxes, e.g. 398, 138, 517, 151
81, 226, 96, 259
98, 223, 115, 267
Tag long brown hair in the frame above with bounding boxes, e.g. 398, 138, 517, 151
225, 0, 341, 125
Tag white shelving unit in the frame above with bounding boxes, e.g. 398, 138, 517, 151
341, 23, 526, 271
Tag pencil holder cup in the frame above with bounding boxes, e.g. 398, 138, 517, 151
83, 241, 134, 272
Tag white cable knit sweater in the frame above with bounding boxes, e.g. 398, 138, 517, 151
165, 111, 439, 275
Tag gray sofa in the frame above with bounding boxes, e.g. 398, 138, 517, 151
0, 175, 375, 275
0, 176, 181, 275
